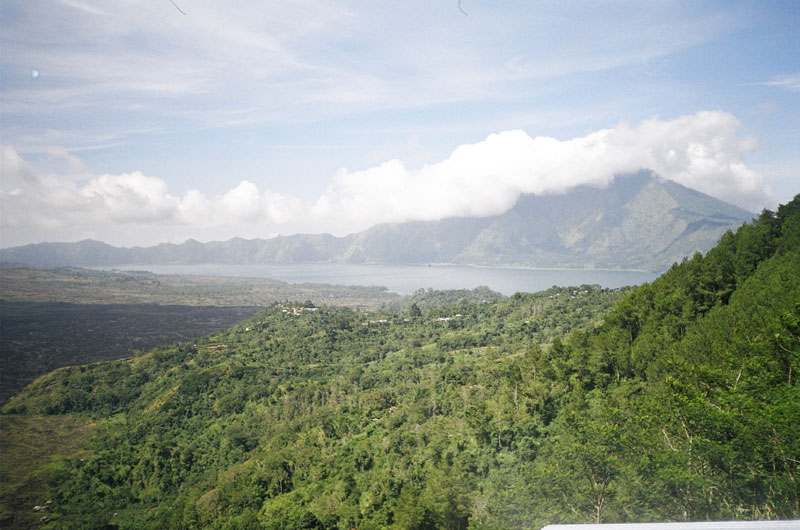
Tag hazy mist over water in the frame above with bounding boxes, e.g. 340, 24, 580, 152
103, 263, 660, 296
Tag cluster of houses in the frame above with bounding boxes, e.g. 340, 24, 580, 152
547, 289, 590, 300
362, 314, 464, 326
364, 319, 392, 326
282, 306, 319, 316
276, 304, 465, 325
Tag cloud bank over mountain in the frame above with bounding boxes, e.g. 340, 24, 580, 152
1, 111, 768, 247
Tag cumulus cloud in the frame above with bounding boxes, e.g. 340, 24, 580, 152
214, 181, 302, 225
80, 173, 180, 223
1, 111, 770, 247
315, 111, 769, 229
0, 146, 300, 246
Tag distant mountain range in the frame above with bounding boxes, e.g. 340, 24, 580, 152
2, 171, 754, 272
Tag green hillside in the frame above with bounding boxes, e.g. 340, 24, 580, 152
1, 196, 798, 529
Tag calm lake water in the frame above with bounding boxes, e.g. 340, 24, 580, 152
106, 263, 660, 296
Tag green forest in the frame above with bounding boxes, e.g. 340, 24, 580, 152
2, 196, 799, 529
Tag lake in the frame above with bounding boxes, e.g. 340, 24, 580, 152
105, 263, 661, 296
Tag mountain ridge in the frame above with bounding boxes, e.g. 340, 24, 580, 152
1, 171, 754, 272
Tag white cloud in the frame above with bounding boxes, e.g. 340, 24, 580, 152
215, 181, 302, 225
80, 173, 180, 223
0, 146, 301, 246
1, 0, 736, 152
314, 111, 768, 230
763, 73, 800, 92
0, 112, 770, 247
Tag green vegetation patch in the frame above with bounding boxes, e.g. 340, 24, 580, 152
0, 414, 95, 529
0, 195, 798, 529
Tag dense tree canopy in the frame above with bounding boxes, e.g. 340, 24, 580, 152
2, 196, 799, 529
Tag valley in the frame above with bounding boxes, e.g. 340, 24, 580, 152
3, 3, 796, 528
0, 266, 405, 404
0, 196, 797, 529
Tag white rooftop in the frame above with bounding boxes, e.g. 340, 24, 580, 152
542, 522, 800, 530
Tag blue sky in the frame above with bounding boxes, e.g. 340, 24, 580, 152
1, 0, 798, 247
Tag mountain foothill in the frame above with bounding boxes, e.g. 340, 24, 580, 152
0, 174, 798, 528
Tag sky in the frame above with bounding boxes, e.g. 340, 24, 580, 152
1, 0, 798, 248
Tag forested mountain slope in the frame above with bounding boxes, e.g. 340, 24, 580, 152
1, 196, 797, 530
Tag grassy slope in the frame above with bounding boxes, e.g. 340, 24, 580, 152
0, 415, 95, 529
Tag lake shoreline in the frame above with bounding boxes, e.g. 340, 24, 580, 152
94, 263, 660, 296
